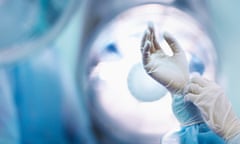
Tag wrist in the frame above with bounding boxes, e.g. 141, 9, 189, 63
224, 118, 240, 140
169, 81, 188, 96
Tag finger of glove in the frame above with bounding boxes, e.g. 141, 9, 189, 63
141, 30, 149, 53
148, 25, 162, 52
190, 74, 208, 88
163, 32, 182, 54
142, 40, 151, 65
185, 93, 199, 102
146, 30, 155, 54
185, 83, 202, 95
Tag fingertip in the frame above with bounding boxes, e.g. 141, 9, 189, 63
163, 32, 182, 54
148, 22, 154, 29
163, 32, 172, 40
190, 74, 208, 87
184, 93, 196, 102
163, 33, 172, 47
163, 32, 175, 43
185, 83, 202, 94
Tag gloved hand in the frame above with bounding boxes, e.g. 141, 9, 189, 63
141, 24, 189, 94
185, 74, 240, 140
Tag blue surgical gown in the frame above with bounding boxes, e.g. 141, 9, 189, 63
162, 94, 226, 144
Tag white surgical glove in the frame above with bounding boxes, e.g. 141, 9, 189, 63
185, 74, 240, 140
141, 25, 189, 94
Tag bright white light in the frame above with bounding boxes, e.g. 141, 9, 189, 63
87, 3, 216, 142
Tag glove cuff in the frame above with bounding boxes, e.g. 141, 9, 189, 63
172, 94, 204, 126
181, 120, 204, 127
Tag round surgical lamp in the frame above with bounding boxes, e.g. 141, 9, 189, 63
0, 0, 81, 64
79, 0, 217, 143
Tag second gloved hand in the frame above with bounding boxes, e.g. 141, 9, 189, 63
185, 74, 240, 140
141, 25, 189, 94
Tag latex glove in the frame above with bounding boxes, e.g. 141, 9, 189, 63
185, 74, 240, 140
172, 94, 204, 126
141, 25, 189, 94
